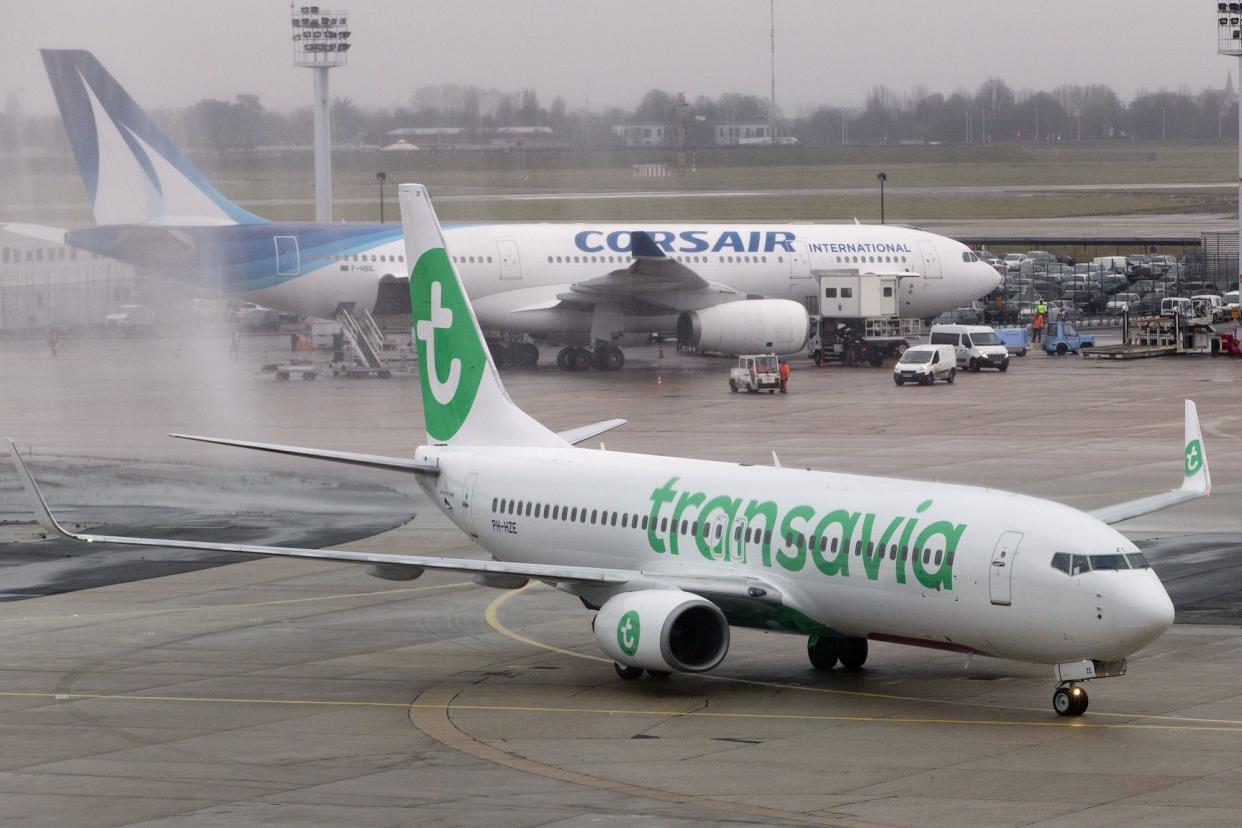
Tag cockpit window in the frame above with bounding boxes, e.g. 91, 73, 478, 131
962, 252, 979, 262
1089, 554, 1130, 571
1059, 552, 1142, 576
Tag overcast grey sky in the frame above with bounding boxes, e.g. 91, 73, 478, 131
1, 0, 1232, 117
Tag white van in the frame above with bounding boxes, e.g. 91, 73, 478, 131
1092, 255, 1129, 274
928, 324, 1010, 372
893, 344, 956, 386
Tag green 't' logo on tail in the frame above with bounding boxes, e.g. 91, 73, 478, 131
1185, 439, 1204, 477
410, 248, 486, 441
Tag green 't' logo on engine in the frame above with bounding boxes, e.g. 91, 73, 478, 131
1185, 439, 1204, 477
617, 610, 640, 657
410, 247, 487, 441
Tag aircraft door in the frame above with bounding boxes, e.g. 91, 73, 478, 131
497, 240, 522, 279
989, 530, 1023, 606
274, 235, 300, 276
729, 516, 748, 564
788, 242, 811, 281
701, 512, 729, 560
917, 240, 941, 278
880, 276, 898, 315
460, 472, 481, 537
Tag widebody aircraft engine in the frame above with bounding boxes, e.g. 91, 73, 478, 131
677, 299, 808, 355
594, 589, 730, 674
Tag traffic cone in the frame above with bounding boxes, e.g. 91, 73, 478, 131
656, 375, 663, 387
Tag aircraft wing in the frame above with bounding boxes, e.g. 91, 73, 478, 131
556, 231, 728, 310
1090, 400, 1211, 525
6, 438, 788, 615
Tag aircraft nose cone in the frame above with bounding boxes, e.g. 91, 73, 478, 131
1115, 576, 1175, 648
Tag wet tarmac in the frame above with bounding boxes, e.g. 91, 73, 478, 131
1, 331, 1242, 826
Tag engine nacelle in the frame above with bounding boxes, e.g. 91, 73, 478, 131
594, 589, 729, 673
677, 299, 808, 355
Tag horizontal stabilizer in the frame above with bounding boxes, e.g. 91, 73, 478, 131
1, 223, 68, 244
556, 418, 627, 445
169, 433, 439, 474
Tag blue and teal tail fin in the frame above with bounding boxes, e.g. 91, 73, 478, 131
41, 49, 266, 227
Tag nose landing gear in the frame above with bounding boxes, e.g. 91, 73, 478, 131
1053, 683, 1089, 717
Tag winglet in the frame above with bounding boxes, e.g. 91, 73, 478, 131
1181, 399, 1211, 496
5, 438, 72, 538
630, 231, 667, 259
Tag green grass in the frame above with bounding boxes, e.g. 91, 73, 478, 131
1, 141, 1237, 226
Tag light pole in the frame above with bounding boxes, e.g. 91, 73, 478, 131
291, 6, 352, 223
376, 171, 386, 223
877, 171, 887, 224
1216, 4, 1242, 289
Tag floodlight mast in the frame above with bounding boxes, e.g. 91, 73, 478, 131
1218, 3, 1242, 285
292, 5, 352, 223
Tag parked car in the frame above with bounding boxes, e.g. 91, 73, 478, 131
1025, 250, 1055, 264
1003, 253, 1028, 271
103, 304, 155, 335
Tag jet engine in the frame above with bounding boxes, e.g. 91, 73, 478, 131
676, 299, 808, 355
594, 589, 729, 673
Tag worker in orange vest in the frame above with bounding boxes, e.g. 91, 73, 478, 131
1032, 311, 1046, 344
778, 359, 791, 393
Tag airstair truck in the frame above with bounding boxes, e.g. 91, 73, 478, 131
806, 271, 922, 367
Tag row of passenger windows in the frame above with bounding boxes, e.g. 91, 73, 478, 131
834, 255, 908, 265
546, 254, 784, 265
304, 253, 493, 265
308, 252, 404, 263
490, 496, 950, 565
1050, 552, 1149, 575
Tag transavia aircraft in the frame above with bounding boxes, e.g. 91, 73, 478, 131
9, 183, 1202, 717
3, 50, 1002, 371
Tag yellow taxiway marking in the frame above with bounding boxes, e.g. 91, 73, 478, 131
484, 584, 1242, 728
1, 689, 1240, 733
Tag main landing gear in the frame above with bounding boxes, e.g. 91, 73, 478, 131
557, 345, 626, 372
490, 341, 539, 369
614, 663, 669, 680
807, 635, 868, 671
1053, 683, 1089, 717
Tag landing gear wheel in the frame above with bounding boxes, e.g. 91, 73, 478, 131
594, 345, 625, 371
868, 350, 884, 368
493, 345, 510, 368
614, 663, 643, 680
518, 342, 539, 367
947, 368, 956, 384
1053, 685, 1088, 716
568, 347, 592, 372
838, 638, 868, 671
807, 636, 839, 670
556, 347, 572, 370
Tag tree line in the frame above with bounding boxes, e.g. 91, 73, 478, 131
2, 76, 1238, 153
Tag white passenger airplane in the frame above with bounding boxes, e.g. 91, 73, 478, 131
4, 50, 1003, 370
9, 183, 1198, 717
